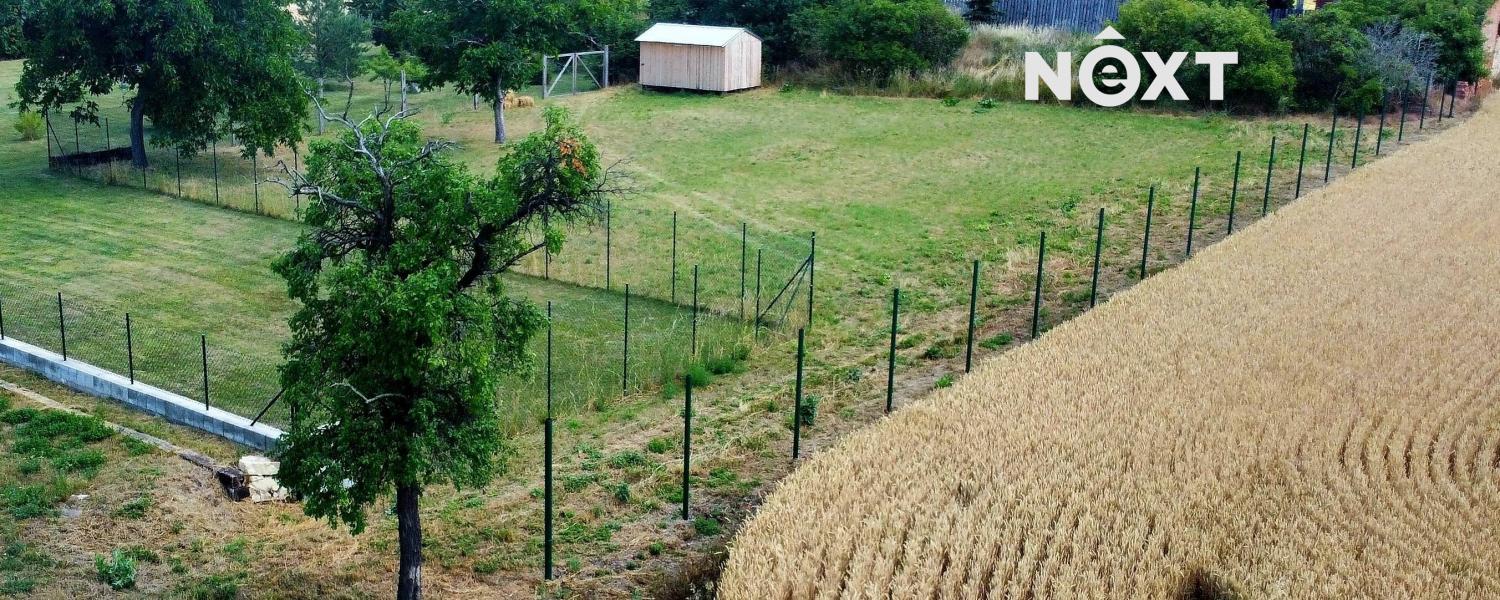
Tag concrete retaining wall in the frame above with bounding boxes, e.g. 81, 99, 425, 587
0, 336, 283, 451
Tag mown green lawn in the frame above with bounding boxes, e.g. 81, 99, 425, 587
0, 61, 744, 431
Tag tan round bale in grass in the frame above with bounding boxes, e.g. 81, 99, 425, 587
719, 101, 1500, 599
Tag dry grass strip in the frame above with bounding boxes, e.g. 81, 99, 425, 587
720, 101, 1500, 599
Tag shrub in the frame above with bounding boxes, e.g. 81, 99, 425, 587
703, 354, 744, 376
684, 364, 713, 388
13, 111, 42, 141
1275, 10, 1372, 111
610, 482, 631, 504
794, 0, 969, 79
692, 516, 721, 536
798, 394, 821, 427
1116, 0, 1294, 110
1328, 0, 1489, 82
94, 550, 137, 591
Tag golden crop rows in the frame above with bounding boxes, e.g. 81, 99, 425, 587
720, 101, 1500, 599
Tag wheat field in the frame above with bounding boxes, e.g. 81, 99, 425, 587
718, 99, 1500, 598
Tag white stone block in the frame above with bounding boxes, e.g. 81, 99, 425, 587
237, 455, 280, 477
246, 476, 288, 503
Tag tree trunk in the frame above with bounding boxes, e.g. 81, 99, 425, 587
396, 484, 423, 600
400, 68, 409, 113
129, 96, 148, 169
317, 78, 326, 135
493, 74, 507, 144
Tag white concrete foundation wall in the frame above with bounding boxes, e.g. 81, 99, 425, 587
0, 335, 283, 451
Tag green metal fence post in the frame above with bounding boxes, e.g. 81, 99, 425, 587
57, 293, 67, 361
1398, 87, 1409, 142
605, 200, 612, 290
754, 250, 762, 337
1262, 136, 1277, 217
212, 138, 221, 205
1090, 208, 1104, 308
200, 335, 209, 410
1186, 167, 1200, 257
1031, 233, 1046, 339
1227, 151, 1241, 234
1324, 111, 1337, 183
1140, 186, 1155, 280
1375, 92, 1387, 156
792, 327, 805, 460
1351, 111, 1364, 168
543, 414, 553, 581
681, 377, 692, 520
886, 288, 898, 414
1295, 124, 1309, 198
543, 300, 553, 581
126, 314, 135, 384
964, 260, 978, 373
1419, 74, 1431, 129
1445, 80, 1454, 117
622, 285, 629, 395
252, 152, 261, 213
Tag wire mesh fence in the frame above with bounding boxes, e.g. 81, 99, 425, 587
511, 200, 813, 326
0, 274, 761, 436
0, 283, 289, 428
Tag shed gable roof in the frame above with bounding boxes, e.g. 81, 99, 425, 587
635, 23, 755, 47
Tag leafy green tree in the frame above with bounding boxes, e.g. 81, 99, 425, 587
390, 0, 643, 144
1116, 0, 1295, 110
297, 0, 371, 134
14, 0, 307, 168
0, 0, 34, 59
271, 106, 621, 600
349, 0, 405, 48
965, 0, 1000, 24
793, 0, 969, 79
652, 0, 822, 65
366, 46, 429, 113
1275, 9, 1373, 110
1327, 0, 1489, 82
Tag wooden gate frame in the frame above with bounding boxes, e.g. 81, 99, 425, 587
542, 47, 610, 99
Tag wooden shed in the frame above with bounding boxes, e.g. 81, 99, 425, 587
635, 23, 762, 92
